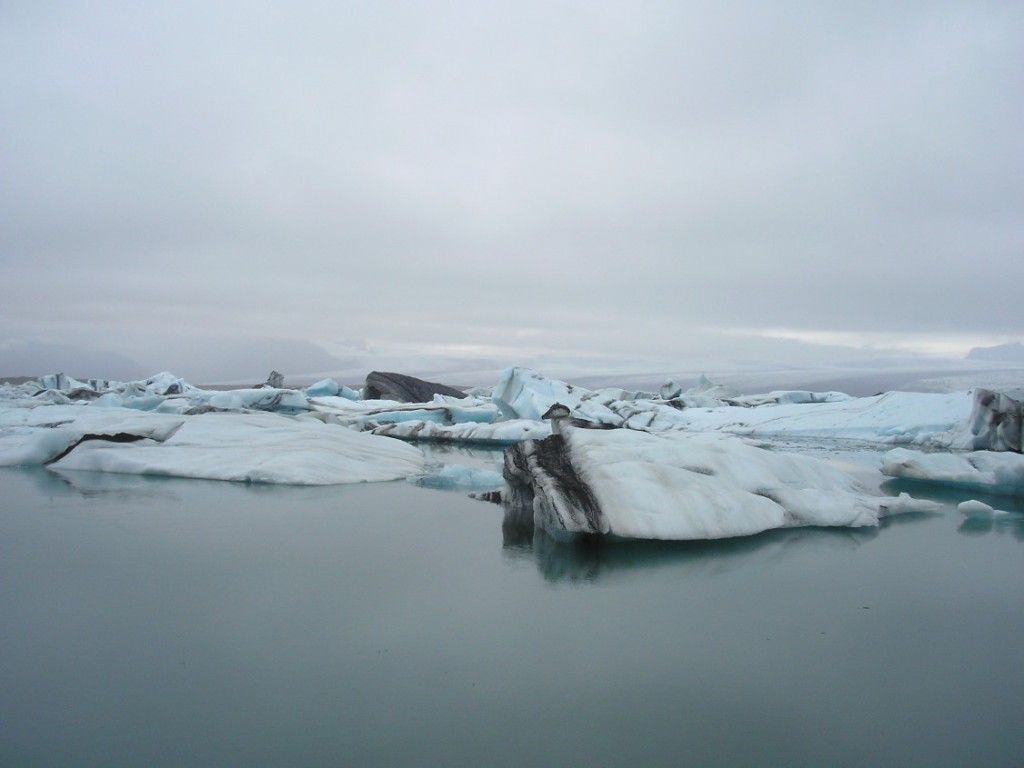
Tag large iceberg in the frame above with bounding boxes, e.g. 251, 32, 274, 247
492, 367, 588, 421
881, 447, 1024, 497
486, 367, 967, 445
363, 371, 467, 402
46, 411, 425, 485
0, 380, 425, 484
502, 426, 936, 541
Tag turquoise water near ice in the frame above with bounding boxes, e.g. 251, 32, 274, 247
1, 461, 1022, 767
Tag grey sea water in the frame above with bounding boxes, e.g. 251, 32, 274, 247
2, 453, 1022, 767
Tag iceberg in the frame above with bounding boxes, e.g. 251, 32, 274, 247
490, 368, 708, 431
670, 373, 740, 407
492, 367, 588, 421
304, 378, 360, 400
363, 371, 467, 402
205, 388, 312, 413
0, 405, 187, 466
487, 367, 923, 439
48, 411, 425, 485
503, 426, 937, 542
881, 447, 1024, 497
0, 365, 1009, 514
968, 388, 1022, 452
0, 375, 425, 484
957, 500, 1020, 518
672, 390, 975, 448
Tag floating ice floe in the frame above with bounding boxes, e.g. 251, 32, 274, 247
0, 391, 425, 484
674, 390, 975, 448
0, 404, 186, 465
957, 500, 1021, 518
881, 448, 1024, 497
492, 367, 588, 421
46, 411, 425, 485
2, 366, 1018, 512
346, 398, 498, 428
304, 378, 360, 400
503, 428, 938, 542
486, 367, 975, 446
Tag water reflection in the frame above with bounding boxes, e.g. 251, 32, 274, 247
418, 442, 505, 470
40, 468, 184, 501
882, 478, 1024, 512
502, 506, 891, 584
882, 478, 1024, 541
0, 466, 179, 502
9, 466, 363, 506
958, 514, 1024, 540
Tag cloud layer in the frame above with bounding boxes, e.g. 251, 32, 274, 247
2, 1, 1022, 378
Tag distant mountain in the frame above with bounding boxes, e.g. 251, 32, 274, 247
965, 342, 1024, 362
0, 336, 356, 385
0, 340, 148, 381
137, 337, 359, 385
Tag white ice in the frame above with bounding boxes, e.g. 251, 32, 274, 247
3, 366, 1019, 504
412, 464, 504, 491
956, 499, 1022, 518
487, 367, 975, 447
492, 367, 589, 421
529, 428, 937, 541
881, 448, 1024, 496
48, 410, 425, 485
0, 384, 425, 484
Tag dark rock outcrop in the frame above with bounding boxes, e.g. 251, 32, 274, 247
363, 371, 467, 403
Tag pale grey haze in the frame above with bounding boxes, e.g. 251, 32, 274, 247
2, 1, 1022, 383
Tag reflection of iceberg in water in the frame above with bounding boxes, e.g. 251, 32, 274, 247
412, 444, 506, 491
882, 477, 1024, 540
957, 514, 1024, 540
11, 466, 184, 502
881, 477, 1024, 512
28, 466, 360, 505
502, 506, 889, 584
418, 443, 505, 469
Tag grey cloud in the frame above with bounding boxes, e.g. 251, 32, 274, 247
2, 1, 1022, 379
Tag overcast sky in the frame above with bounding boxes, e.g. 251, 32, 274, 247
2, 1, 1022, 381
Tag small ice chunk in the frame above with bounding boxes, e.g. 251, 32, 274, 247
958, 500, 996, 517
957, 499, 1017, 517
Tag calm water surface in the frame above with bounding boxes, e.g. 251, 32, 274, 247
1, 457, 1022, 767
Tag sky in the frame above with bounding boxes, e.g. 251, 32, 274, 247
2, 1, 1022, 382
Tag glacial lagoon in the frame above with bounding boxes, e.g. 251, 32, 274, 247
2, 449, 1023, 767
